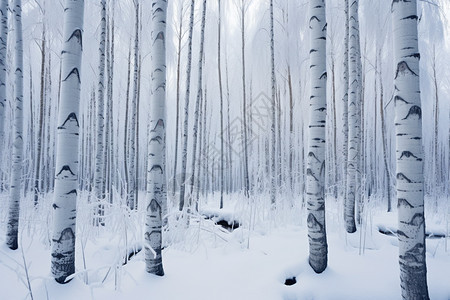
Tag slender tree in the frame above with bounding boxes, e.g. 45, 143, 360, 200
179, 0, 195, 211
392, 0, 429, 298
269, 0, 276, 205
341, 0, 349, 199
344, 0, 360, 233
306, 0, 328, 274
93, 0, 107, 217
0, 0, 8, 191
172, 3, 184, 197
128, 0, 140, 210
6, 0, 24, 250
50, 0, 84, 283
218, 0, 224, 208
145, 0, 167, 276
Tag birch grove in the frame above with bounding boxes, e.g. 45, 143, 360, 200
0, 0, 448, 297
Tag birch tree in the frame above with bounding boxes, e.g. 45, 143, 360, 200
344, 0, 360, 234
6, 0, 24, 250
218, 0, 224, 209
145, 0, 167, 276
0, 0, 8, 190
306, 0, 328, 274
392, 0, 429, 298
179, 0, 195, 211
189, 0, 207, 210
50, 0, 84, 283
269, 0, 276, 205
93, 0, 107, 214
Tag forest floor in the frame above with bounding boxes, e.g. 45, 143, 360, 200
0, 192, 449, 300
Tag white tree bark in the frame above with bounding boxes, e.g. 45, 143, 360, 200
6, 0, 24, 251
392, 0, 429, 298
342, 0, 349, 198
0, 0, 8, 185
93, 0, 107, 212
179, 0, 195, 211
344, 0, 360, 234
50, 0, 84, 283
145, 0, 167, 276
269, 0, 276, 205
306, 0, 328, 274
189, 0, 206, 209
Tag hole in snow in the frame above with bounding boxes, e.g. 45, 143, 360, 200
215, 219, 240, 232
284, 277, 297, 286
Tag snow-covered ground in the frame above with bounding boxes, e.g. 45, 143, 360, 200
0, 192, 449, 300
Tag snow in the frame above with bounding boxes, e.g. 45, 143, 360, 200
0, 193, 449, 299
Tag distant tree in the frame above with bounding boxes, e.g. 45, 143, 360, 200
344, 0, 361, 234
50, 0, 84, 283
0, 0, 8, 191
94, 0, 107, 219
179, 0, 195, 211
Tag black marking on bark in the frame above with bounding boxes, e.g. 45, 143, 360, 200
58, 112, 79, 129
56, 165, 75, 177
394, 95, 409, 104
154, 119, 165, 130
53, 203, 60, 209
65, 189, 77, 195
150, 136, 163, 144
307, 213, 324, 232
150, 165, 163, 174
399, 151, 420, 160
397, 172, 414, 183
67, 29, 83, 50
308, 151, 321, 163
402, 15, 418, 21
63, 68, 81, 83
319, 72, 327, 80
409, 213, 424, 226
402, 105, 421, 120
54, 227, 75, 244
395, 61, 418, 79
398, 198, 414, 208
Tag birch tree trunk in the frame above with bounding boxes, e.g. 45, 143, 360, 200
179, 0, 195, 211
240, 0, 250, 198
189, 0, 207, 210
379, 49, 392, 212
145, 0, 167, 276
341, 0, 349, 199
6, 0, 24, 250
344, 0, 360, 234
172, 4, 184, 197
50, 0, 84, 283
269, 0, 276, 205
94, 0, 107, 215
0, 0, 8, 191
392, 0, 429, 298
306, 0, 328, 274
128, 0, 139, 210
218, 0, 224, 209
